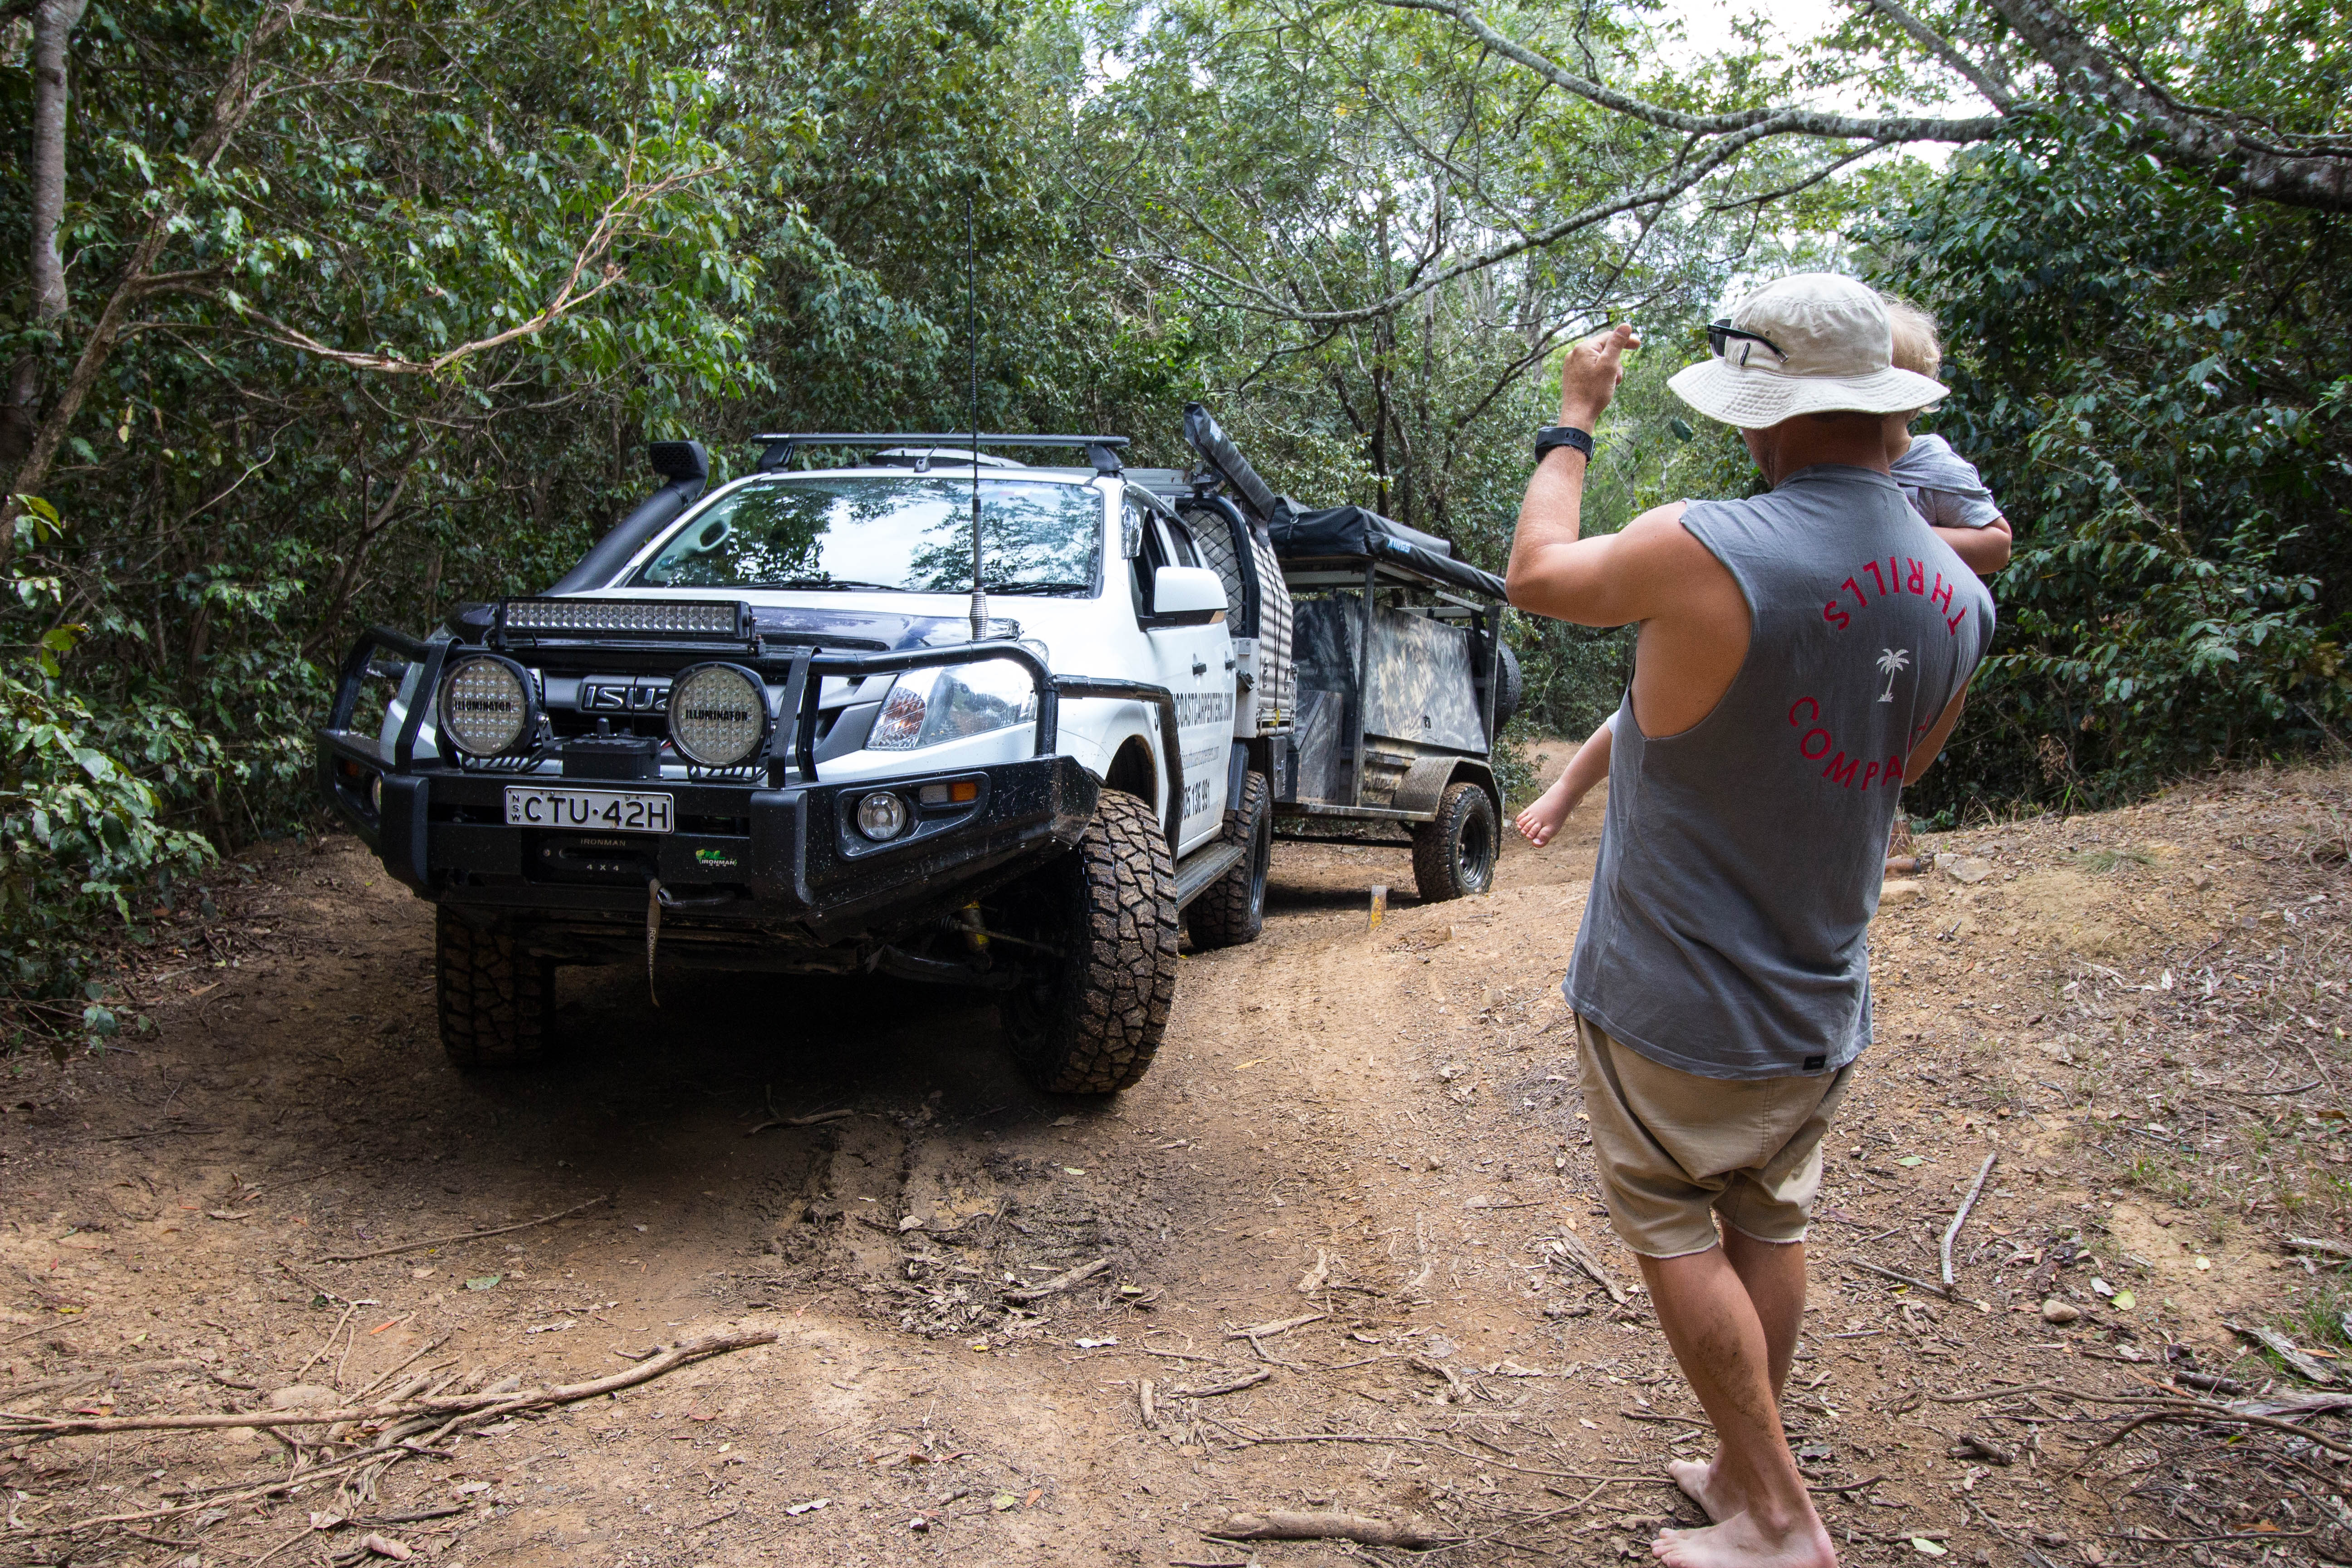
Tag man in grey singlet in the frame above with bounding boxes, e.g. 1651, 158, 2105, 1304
1507, 274, 1993, 1568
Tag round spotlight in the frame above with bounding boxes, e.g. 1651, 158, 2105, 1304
440, 655, 534, 757
854, 791, 910, 842
668, 663, 768, 768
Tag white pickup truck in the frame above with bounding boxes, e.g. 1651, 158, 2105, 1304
318, 411, 1509, 1096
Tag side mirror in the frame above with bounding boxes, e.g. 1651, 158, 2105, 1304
1149, 565, 1228, 627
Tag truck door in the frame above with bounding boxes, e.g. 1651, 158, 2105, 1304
1127, 496, 1233, 855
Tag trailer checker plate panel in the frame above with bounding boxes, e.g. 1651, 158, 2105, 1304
504, 786, 674, 834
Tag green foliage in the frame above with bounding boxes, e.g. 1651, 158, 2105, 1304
0, 501, 216, 1011
1859, 112, 2352, 813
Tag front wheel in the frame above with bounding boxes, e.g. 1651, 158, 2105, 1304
436, 909, 556, 1068
1412, 781, 1498, 902
997, 789, 1179, 1095
1186, 771, 1271, 950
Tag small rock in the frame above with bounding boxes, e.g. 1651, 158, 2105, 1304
266, 1384, 338, 1410
1880, 878, 1923, 904
1936, 853, 1993, 885
2041, 1298, 2081, 1324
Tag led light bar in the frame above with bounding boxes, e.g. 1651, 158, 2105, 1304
500, 598, 743, 637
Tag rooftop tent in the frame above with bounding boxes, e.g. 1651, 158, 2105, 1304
1267, 501, 1507, 601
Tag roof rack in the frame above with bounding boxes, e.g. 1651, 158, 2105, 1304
753, 432, 1129, 476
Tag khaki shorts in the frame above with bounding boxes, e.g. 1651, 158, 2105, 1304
1573, 1015, 1852, 1259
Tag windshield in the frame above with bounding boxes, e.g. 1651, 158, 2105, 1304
630, 475, 1103, 595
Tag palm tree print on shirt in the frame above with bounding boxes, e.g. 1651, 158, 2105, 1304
1877, 647, 1911, 702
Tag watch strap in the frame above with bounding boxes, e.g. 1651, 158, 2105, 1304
1535, 425, 1595, 462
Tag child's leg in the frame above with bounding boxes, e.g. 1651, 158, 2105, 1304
1514, 719, 1612, 848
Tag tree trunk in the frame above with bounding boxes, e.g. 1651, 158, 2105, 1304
3, 3, 295, 550
1, 0, 90, 473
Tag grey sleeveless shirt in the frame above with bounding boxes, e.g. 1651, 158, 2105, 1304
1563, 465, 1994, 1081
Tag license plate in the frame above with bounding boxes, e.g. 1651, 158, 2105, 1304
503, 786, 674, 834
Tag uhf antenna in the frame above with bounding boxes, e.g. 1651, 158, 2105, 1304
966, 188, 987, 643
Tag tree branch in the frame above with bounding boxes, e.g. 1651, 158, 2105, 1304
1376, 0, 2003, 144
1850, 0, 2017, 109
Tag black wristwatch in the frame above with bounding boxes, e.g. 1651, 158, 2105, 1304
1534, 425, 1595, 464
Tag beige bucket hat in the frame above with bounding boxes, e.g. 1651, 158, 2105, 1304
1669, 273, 1948, 428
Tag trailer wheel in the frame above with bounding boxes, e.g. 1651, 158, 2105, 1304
1186, 771, 1271, 950
1413, 781, 1498, 902
999, 789, 1178, 1094
436, 909, 556, 1068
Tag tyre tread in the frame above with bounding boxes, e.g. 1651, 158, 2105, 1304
436, 909, 554, 1068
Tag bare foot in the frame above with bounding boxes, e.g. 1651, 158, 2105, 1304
1513, 791, 1572, 848
1666, 1455, 1730, 1522
1651, 1510, 1837, 1568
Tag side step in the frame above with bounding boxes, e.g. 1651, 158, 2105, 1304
1171, 840, 1246, 911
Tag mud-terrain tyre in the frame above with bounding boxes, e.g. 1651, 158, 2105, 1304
436, 908, 556, 1068
1186, 771, 1271, 950
1000, 789, 1179, 1095
1412, 781, 1498, 903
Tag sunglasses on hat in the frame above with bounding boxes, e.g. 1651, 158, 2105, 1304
1708, 318, 1788, 366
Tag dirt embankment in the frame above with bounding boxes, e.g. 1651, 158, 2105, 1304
7, 755, 2352, 1566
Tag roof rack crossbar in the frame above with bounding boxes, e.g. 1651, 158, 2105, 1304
753, 433, 1129, 447
755, 433, 1128, 477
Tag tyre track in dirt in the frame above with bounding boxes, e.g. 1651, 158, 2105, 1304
11, 759, 2352, 1563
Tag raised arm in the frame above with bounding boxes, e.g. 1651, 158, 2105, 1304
1506, 324, 1650, 625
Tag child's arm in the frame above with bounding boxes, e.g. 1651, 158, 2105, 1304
1514, 715, 1614, 848
1936, 517, 2011, 575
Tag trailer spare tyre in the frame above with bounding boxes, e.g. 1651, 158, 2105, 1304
1489, 640, 1523, 734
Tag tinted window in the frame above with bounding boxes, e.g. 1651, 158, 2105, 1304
632, 477, 1102, 595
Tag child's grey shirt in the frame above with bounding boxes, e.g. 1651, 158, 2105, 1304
1891, 433, 2002, 531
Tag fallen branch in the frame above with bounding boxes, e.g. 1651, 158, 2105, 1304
1226, 1312, 1324, 1340
2224, 1320, 2338, 1385
1166, 1367, 1274, 1399
1004, 1258, 1108, 1303
2, 1327, 774, 1442
313, 1196, 609, 1265
1809, 1473, 1888, 1494
1843, 1257, 1956, 1300
1208, 1510, 1460, 1549
2069, 1403, 2352, 1465
1547, 1231, 1629, 1304
1941, 1151, 1998, 1288
745, 1108, 856, 1137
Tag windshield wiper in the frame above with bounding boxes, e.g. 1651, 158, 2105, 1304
983, 581, 1093, 596
765, 578, 903, 592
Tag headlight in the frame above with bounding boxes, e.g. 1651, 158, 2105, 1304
668, 663, 769, 768
854, 790, 910, 841
867, 659, 1039, 751
440, 654, 536, 757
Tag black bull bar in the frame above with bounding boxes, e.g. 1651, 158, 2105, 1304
316, 630, 1187, 925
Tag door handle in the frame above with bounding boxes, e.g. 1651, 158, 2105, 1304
1224, 657, 1237, 671
1192, 659, 1209, 676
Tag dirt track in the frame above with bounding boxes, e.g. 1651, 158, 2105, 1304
9, 753, 2352, 1566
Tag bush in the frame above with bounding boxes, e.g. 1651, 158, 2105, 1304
0, 503, 216, 1033
1860, 116, 2352, 814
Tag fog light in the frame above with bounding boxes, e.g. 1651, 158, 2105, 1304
855, 791, 910, 841
370, 774, 384, 814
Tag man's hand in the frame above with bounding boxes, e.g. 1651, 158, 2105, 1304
1559, 323, 1641, 429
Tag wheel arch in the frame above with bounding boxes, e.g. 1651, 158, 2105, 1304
1396, 755, 1501, 826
